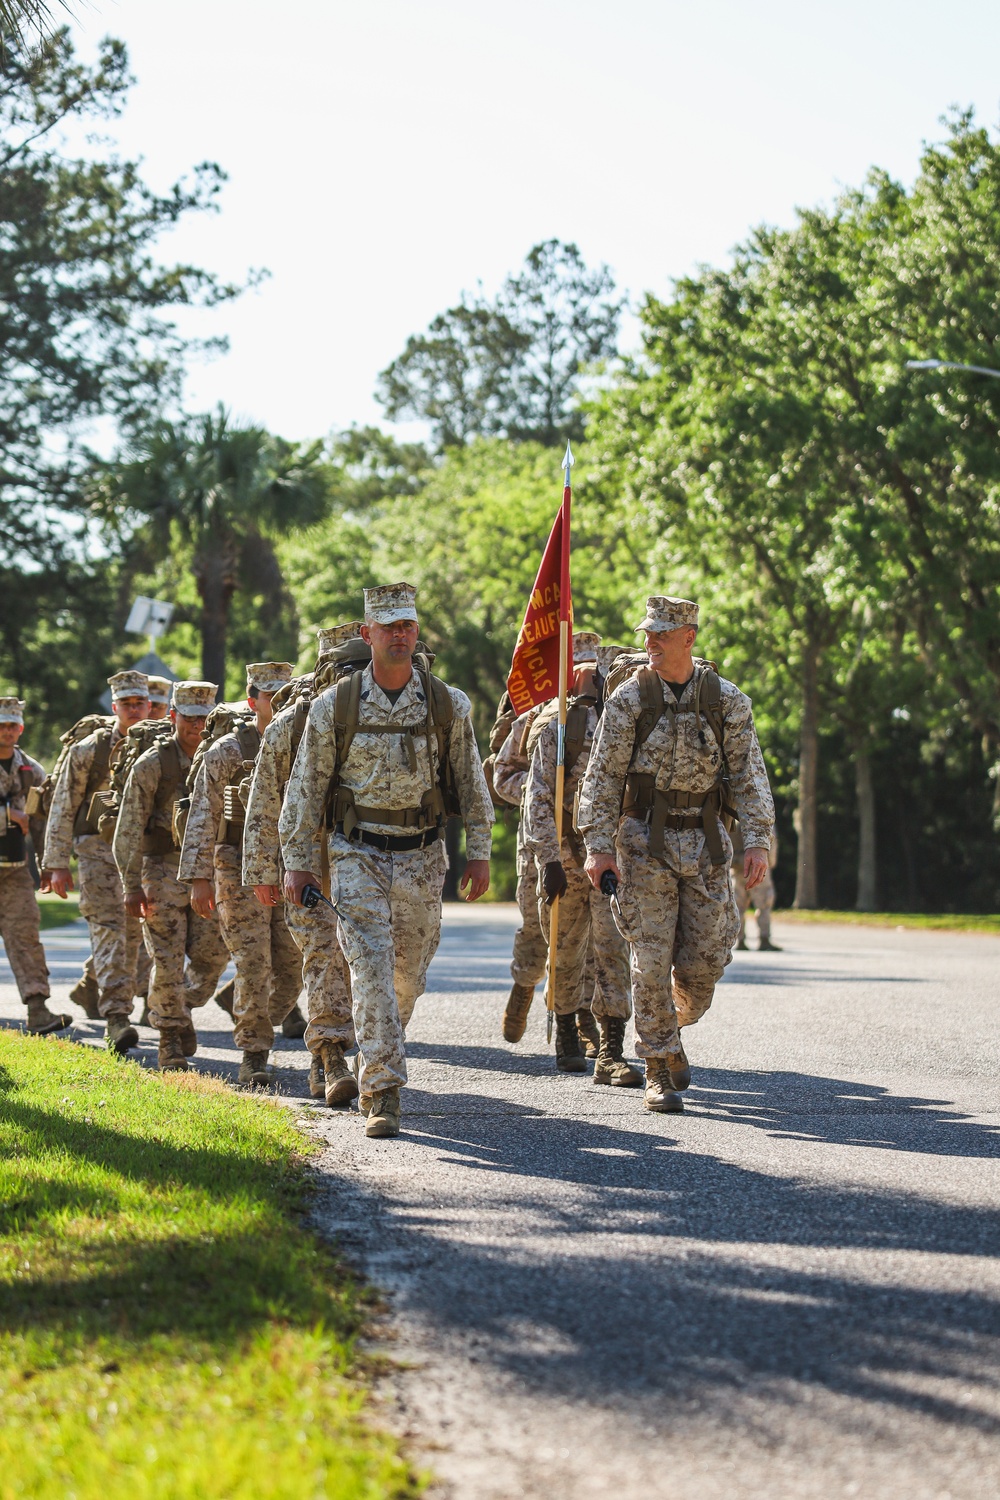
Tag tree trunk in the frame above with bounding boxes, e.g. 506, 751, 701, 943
195, 547, 234, 698
794, 639, 819, 908
854, 742, 877, 911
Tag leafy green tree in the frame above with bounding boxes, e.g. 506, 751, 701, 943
0, 31, 244, 566
377, 240, 623, 449
97, 409, 332, 691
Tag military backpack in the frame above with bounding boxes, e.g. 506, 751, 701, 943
173, 702, 260, 848
25, 714, 114, 823
97, 719, 174, 846
602, 655, 735, 865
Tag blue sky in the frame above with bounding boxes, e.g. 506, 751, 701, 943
70, 0, 1000, 443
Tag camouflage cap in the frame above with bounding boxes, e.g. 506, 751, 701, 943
246, 661, 293, 695
146, 675, 173, 705
594, 645, 632, 677
107, 670, 150, 702
572, 630, 601, 664
172, 681, 217, 717
316, 622, 364, 659
634, 596, 699, 634
0, 696, 24, 725
363, 582, 418, 626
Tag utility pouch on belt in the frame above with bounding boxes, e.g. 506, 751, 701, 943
621, 775, 727, 865
24, 785, 44, 819
172, 797, 190, 849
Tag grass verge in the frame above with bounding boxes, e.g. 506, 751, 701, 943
775, 908, 1000, 935
0, 1030, 418, 1499
35, 894, 81, 930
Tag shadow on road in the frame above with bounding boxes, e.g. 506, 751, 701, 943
317, 1090, 1000, 1437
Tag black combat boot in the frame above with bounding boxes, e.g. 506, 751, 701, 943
554, 1011, 587, 1073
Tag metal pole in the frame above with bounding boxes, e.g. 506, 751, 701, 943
544, 442, 573, 1045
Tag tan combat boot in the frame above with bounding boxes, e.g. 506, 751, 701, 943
576, 1008, 600, 1059
69, 969, 101, 1019
212, 978, 235, 1017
554, 1011, 586, 1073
25, 996, 71, 1035
593, 1017, 642, 1087
321, 1042, 359, 1107
364, 1087, 401, 1138
282, 1003, 307, 1039
106, 1015, 139, 1057
308, 1053, 325, 1099
238, 1050, 271, 1088
178, 1019, 198, 1057
502, 982, 535, 1042
665, 1039, 691, 1092
644, 1057, 684, 1113
157, 1033, 189, 1072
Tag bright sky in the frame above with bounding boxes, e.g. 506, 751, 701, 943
70, 0, 1000, 444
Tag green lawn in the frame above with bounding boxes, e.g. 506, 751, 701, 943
775, 908, 1000, 935
35, 893, 81, 930
0, 1031, 418, 1499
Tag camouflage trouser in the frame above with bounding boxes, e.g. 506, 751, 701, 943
731, 865, 775, 944
80, 945, 149, 997
141, 854, 229, 1035
536, 857, 631, 1019
0, 863, 49, 1001
214, 847, 303, 1051
76, 835, 143, 1018
328, 831, 446, 1095
285, 898, 355, 1056
511, 839, 547, 988
613, 818, 739, 1057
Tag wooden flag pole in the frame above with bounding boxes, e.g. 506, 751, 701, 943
544, 442, 574, 1045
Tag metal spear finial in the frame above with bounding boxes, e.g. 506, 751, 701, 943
562, 441, 574, 486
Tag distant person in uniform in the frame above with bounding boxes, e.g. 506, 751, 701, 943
731, 824, 780, 951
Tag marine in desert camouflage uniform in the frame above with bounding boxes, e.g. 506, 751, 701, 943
580, 596, 774, 1113
523, 632, 640, 1086
0, 696, 69, 1034
492, 704, 549, 1034
41, 671, 151, 1055
113, 681, 230, 1071
243, 625, 363, 1109
731, 823, 780, 951
281, 583, 494, 1139
145, 677, 173, 721
179, 662, 303, 1088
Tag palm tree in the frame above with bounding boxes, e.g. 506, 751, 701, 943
103, 408, 332, 690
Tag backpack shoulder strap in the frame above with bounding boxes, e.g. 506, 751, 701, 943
290, 696, 311, 764
333, 669, 363, 769
633, 667, 667, 755
234, 720, 260, 763
564, 701, 591, 773
693, 662, 725, 750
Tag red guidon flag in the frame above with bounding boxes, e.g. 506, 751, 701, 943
506, 472, 573, 715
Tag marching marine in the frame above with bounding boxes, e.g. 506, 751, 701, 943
281, 584, 494, 1138
243, 625, 365, 1109
179, 662, 303, 1088
113, 681, 230, 1071
579, 597, 774, 1113
492, 702, 549, 1041
146, 677, 172, 721
0, 696, 69, 1034
731, 823, 780, 951
41, 671, 152, 1054
522, 633, 640, 1084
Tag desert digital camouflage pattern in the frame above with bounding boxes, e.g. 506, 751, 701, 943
0, 748, 49, 1001
493, 710, 548, 989
179, 731, 302, 1051
243, 701, 355, 1054
578, 663, 774, 1058
279, 665, 493, 1094
42, 725, 142, 1019
113, 738, 228, 1034
523, 701, 630, 1020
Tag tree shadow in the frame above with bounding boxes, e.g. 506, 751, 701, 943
316, 1093, 1000, 1436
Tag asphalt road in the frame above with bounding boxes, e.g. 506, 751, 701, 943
4, 907, 1000, 1499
